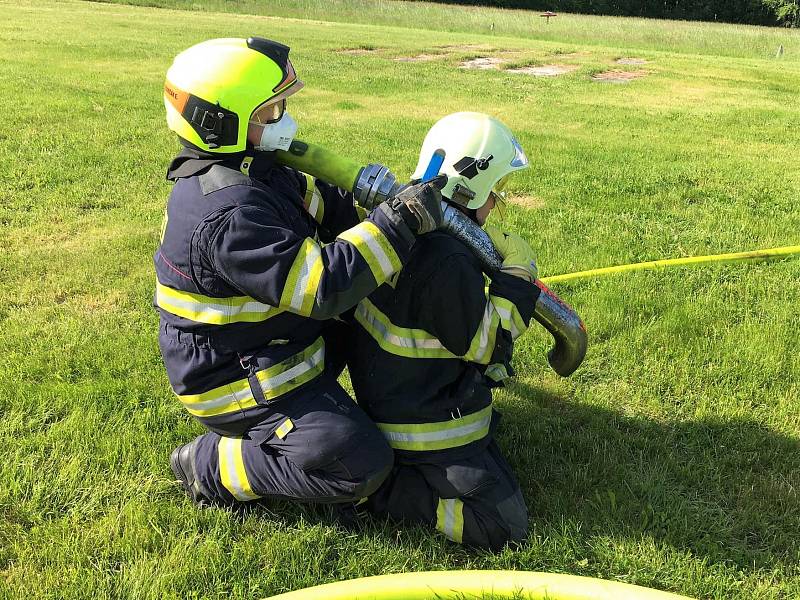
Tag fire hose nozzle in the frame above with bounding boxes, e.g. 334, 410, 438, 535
276, 140, 588, 377
532, 280, 588, 377
441, 202, 588, 377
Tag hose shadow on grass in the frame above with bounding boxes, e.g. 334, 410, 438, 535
496, 379, 800, 571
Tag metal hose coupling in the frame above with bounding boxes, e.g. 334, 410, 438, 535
354, 163, 403, 211
441, 203, 588, 377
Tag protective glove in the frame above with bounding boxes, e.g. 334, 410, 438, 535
383, 174, 447, 235
484, 224, 538, 282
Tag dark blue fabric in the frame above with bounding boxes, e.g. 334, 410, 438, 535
366, 439, 528, 551
191, 376, 393, 504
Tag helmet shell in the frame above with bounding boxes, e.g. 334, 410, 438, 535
164, 37, 302, 153
412, 112, 529, 209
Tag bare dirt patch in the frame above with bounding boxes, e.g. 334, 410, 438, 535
616, 57, 648, 65
508, 195, 546, 209
592, 70, 648, 83
506, 64, 577, 77
337, 47, 379, 55
460, 57, 507, 70
438, 44, 496, 52
394, 54, 440, 62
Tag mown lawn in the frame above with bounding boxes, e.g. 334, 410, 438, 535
0, 1, 798, 598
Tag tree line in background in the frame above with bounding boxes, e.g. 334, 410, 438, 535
424, 0, 800, 26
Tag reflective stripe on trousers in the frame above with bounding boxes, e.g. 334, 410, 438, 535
176, 337, 325, 418
218, 437, 260, 501
375, 405, 492, 452
436, 497, 464, 543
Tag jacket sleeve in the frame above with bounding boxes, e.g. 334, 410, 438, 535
297, 173, 365, 243
206, 189, 415, 321
418, 254, 540, 372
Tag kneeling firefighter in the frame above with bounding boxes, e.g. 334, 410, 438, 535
156, 37, 446, 507
348, 113, 541, 550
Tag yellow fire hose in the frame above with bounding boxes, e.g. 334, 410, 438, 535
264, 570, 694, 599
540, 245, 800, 285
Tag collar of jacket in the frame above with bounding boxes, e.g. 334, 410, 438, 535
166, 145, 277, 181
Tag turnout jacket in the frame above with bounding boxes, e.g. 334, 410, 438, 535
348, 230, 541, 462
154, 150, 414, 436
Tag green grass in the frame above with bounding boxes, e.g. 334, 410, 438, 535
97, 0, 800, 61
1, 0, 799, 598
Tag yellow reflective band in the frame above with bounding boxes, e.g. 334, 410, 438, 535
275, 418, 294, 439
176, 338, 325, 418
337, 221, 402, 284
177, 377, 258, 418
156, 281, 284, 325
436, 498, 465, 544
462, 302, 501, 365
303, 174, 324, 225
354, 299, 455, 359
218, 437, 260, 501
280, 238, 324, 316
376, 405, 493, 451
255, 337, 325, 400
489, 295, 526, 340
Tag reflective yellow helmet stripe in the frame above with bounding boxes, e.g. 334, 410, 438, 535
337, 221, 402, 285
279, 238, 325, 316
175, 337, 325, 418
376, 405, 493, 451
218, 437, 260, 501
436, 498, 465, 544
156, 280, 284, 325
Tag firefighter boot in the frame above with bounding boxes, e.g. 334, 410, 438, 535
170, 440, 214, 507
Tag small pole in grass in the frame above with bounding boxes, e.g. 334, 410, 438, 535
541, 11, 557, 24
776, 44, 784, 58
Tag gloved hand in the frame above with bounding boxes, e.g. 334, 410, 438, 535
484, 224, 538, 282
383, 174, 447, 235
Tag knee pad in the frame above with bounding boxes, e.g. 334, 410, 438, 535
495, 488, 529, 544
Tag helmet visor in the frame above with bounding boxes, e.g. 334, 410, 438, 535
251, 98, 286, 124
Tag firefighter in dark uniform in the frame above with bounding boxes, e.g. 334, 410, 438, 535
157, 37, 446, 506
348, 113, 540, 550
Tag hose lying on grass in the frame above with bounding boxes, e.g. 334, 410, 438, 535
540, 246, 800, 285
264, 570, 695, 599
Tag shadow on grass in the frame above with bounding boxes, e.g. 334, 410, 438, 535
498, 379, 799, 570
212, 379, 798, 574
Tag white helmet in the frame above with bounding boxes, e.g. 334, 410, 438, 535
411, 112, 529, 210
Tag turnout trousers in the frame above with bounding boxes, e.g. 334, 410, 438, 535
189, 375, 394, 505
365, 439, 528, 551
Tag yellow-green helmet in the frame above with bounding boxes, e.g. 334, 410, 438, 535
412, 112, 529, 209
164, 37, 303, 153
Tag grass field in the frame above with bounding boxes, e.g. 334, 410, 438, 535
1, 0, 799, 598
